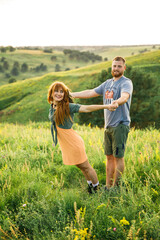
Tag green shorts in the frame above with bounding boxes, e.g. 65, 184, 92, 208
104, 124, 129, 158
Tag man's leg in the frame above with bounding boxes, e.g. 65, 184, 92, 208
112, 124, 129, 187
106, 154, 116, 188
113, 157, 124, 186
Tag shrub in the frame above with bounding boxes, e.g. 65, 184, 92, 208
8, 77, 16, 83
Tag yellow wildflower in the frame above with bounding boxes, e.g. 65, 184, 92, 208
120, 217, 130, 226
96, 203, 106, 210
151, 188, 158, 195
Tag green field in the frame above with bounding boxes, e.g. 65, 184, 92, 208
1, 45, 160, 86
0, 48, 102, 86
0, 49, 160, 125
0, 123, 159, 239
0, 47, 160, 239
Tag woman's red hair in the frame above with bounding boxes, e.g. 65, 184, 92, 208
47, 81, 73, 125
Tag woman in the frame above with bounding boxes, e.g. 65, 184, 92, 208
48, 81, 117, 193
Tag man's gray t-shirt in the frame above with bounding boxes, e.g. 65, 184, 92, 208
94, 76, 133, 128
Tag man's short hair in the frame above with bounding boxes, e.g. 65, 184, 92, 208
113, 56, 126, 64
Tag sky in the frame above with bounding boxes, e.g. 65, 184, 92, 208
0, 0, 160, 47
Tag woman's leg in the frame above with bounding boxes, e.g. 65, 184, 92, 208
76, 160, 98, 184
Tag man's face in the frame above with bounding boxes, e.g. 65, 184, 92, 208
111, 60, 126, 78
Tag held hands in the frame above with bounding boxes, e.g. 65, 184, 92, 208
108, 101, 119, 111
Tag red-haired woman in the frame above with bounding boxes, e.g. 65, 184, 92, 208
48, 81, 118, 193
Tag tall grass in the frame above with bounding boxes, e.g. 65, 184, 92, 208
0, 122, 160, 239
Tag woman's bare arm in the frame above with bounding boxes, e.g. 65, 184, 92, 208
79, 103, 118, 113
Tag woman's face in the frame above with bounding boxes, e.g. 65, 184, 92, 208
53, 87, 64, 102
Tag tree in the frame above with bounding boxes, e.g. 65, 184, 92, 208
40, 63, 47, 71
3, 61, 9, 70
1, 57, 6, 62
13, 61, 20, 69
21, 63, 28, 72
8, 46, 16, 52
0, 65, 4, 72
51, 56, 57, 61
8, 77, 16, 83
11, 66, 19, 76
104, 57, 108, 61
0, 47, 6, 53
55, 64, 61, 72
5, 73, 11, 78
43, 49, 52, 53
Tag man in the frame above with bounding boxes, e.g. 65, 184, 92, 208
71, 56, 133, 189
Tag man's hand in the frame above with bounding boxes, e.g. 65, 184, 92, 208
107, 101, 119, 111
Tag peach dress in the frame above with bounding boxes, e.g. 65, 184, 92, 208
57, 126, 87, 165
49, 103, 88, 165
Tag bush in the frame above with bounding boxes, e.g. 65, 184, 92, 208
43, 49, 52, 53
51, 56, 57, 61
8, 77, 16, 83
5, 73, 11, 78
3, 61, 9, 70
21, 63, 28, 72
11, 66, 19, 76
55, 64, 61, 72
0, 65, 4, 72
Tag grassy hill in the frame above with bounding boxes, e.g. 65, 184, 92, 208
1, 45, 159, 86
0, 49, 160, 124
0, 48, 102, 86
0, 122, 159, 239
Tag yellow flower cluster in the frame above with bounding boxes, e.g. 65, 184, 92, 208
73, 228, 89, 240
120, 217, 130, 226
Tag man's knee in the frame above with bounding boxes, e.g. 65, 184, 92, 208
106, 154, 114, 161
114, 157, 124, 163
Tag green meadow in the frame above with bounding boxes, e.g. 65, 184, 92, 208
0, 49, 160, 124
0, 46, 160, 239
0, 48, 102, 86
0, 45, 159, 86
0, 123, 160, 239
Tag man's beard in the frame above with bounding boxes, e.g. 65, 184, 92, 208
111, 70, 123, 78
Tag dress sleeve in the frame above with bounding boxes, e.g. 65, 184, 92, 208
69, 103, 81, 113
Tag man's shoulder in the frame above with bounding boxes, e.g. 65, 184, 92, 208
122, 76, 132, 83
103, 78, 113, 85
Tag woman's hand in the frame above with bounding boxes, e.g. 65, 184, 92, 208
108, 101, 119, 111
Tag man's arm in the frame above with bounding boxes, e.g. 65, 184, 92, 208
71, 89, 100, 99
112, 92, 130, 107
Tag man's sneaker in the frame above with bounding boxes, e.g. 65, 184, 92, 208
104, 186, 109, 191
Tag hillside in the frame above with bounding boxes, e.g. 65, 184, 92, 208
0, 48, 102, 86
1, 45, 159, 86
0, 50, 160, 124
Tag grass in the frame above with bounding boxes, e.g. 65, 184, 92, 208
0, 49, 160, 125
0, 122, 160, 239
1, 46, 160, 86
0, 49, 101, 86
92, 45, 160, 60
